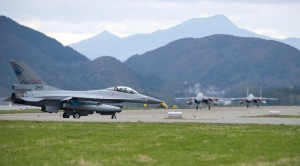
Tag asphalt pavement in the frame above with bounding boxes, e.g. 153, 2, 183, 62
1, 106, 300, 125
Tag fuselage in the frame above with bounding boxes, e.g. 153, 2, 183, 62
14, 89, 161, 106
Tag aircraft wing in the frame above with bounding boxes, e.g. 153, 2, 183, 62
59, 94, 157, 104
256, 97, 278, 101
205, 97, 234, 101
175, 97, 194, 100
59, 96, 138, 103
11, 94, 139, 104
230, 97, 246, 100
20, 90, 161, 104
175, 97, 233, 101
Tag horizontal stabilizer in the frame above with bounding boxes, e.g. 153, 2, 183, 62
20, 97, 44, 102
4, 97, 11, 102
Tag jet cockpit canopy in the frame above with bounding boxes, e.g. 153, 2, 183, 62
107, 86, 138, 94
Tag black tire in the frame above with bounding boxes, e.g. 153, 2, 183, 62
73, 112, 81, 119
63, 112, 70, 118
111, 114, 116, 119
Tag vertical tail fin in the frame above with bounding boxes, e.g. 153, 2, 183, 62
10, 60, 60, 91
10, 60, 46, 85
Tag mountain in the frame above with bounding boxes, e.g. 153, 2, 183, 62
70, 15, 263, 61
125, 35, 300, 97
0, 16, 88, 63
70, 31, 121, 59
0, 15, 91, 95
281, 38, 300, 51
0, 16, 145, 97
73, 56, 143, 91
70, 15, 300, 62
70, 15, 268, 61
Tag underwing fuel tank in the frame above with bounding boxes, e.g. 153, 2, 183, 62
63, 102, 122, 113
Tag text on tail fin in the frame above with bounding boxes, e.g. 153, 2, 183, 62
10, 60, 45, 85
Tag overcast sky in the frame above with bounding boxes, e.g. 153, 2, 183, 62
1, 0, 300, 45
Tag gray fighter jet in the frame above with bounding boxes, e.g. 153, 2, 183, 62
175, 92, 232, 110
232, 88, 278, 108
7, 60, 162, 119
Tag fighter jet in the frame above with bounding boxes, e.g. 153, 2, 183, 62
232, 88, 278, 108
175, 92, 232, 110
6, 60, 162, 119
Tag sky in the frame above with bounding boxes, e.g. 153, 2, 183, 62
1, 0, 300, 45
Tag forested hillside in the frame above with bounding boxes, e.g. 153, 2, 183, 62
125, 35, 300, 98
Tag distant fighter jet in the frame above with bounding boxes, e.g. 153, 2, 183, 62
175, 92, 232, 110
6, 60, 162, 119
232, 88, 278, 108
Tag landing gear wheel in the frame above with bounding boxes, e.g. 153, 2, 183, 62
63, 112, 70, 118
73, 112, 81, 119
111, 114, 116, 119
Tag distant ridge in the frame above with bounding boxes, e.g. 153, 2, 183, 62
69, 15, 270, 61
71, 31, 121, 58
0, 16, 88, 63
125, 34, 300, 96
70, 15, 300, 61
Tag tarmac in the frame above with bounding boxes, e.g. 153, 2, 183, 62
1, 106, 300, 125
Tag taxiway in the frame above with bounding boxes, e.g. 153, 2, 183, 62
0, 106, 300, 125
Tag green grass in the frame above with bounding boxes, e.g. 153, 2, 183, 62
0, 109, 42, 114
0, 121, 299, 166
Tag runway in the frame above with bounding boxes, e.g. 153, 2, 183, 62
0, 106, 300, 125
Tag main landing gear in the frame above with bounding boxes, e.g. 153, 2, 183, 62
196, 105, 211, 110
62, 112, 81, 119
111, 114, 117, 119
63, 112, 70, 118
73, 112, 81, 119
62, 111, 118, 119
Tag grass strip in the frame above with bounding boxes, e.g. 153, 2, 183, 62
0, 121, 299, 165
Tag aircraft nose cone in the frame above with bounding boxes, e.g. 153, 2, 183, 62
146, 96, 162, 104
